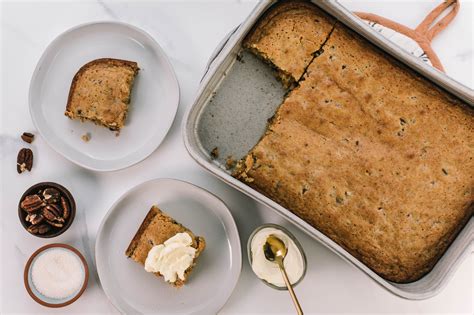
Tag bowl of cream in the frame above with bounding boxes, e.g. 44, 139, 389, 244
24, 243, 89, 307
248, 224, 307, 290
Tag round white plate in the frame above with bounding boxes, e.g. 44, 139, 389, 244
95, 178, 242, 315
29, 21, 179, 171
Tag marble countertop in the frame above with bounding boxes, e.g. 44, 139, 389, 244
1, 0, 472, 314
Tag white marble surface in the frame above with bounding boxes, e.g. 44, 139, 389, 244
0, 0, 472, 314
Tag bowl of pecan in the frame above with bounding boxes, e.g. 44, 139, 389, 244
18, 182, 75, 238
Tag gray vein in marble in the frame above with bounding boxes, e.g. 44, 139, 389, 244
14, 244, 27, 259
97, 0, 120, 20
76, 203, 101, 285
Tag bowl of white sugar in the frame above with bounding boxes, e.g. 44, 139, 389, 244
24, 243, 89, 307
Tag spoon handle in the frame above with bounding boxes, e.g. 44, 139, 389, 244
277, 259, 303, 315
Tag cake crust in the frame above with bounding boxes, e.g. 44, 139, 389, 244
125, 206, 206, 287
65, 58, 139, 131
236, 1, 473, 283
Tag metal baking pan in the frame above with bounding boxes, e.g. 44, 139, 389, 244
183, 0, 473, 299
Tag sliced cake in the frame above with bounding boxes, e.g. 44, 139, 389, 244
65, 58, 139, 132
125, 206, 206, 287
243, 0, 335, 86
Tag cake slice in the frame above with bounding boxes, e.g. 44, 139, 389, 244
65, 58, 139, 132
243, 0, 335, 86
125, 206, 206, 287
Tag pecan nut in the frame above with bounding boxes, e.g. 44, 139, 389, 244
21, 132, 35, 143
60, 196, 70, 220
25, 213, 44, 225
42, 188, 60, 204
17, 148, 33, 174
20, 194, 44, 212
42, 204, 64, 222
27, 224, 51, 235
45, 219, 64, 228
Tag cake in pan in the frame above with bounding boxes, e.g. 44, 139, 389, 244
243, 0, 335, 87
235, 0, 473, 283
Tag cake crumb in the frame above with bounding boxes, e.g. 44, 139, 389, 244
225, 156, 236, 169
236, 54, 245, 63
81, 133, 91, 142
210, 147, 219, 159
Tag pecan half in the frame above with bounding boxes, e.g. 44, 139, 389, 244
45, 219, 63, 228
42, 207, 56, 221
60, 196, 70, 220
21, 132, 35, 143
20, 194, 44, 212
27, 224, 51, 234
38, 224, 51, 234
43, 204, 64, 222
42, 188, 60, 204
25, 213, 44, 225
17, 148, 33, 174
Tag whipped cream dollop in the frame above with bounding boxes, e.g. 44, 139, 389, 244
144, 232, 196, 283
250, 227, 304, 287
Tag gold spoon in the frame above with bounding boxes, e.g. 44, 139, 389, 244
264, 235, 303, 315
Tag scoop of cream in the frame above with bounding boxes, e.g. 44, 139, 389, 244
144, 232, 196, 283
251, 227, 304, 287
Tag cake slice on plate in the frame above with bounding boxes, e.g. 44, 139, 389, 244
125, 205, 206, 287
65, 58, 139, 132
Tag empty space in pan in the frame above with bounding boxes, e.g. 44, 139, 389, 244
195, 51, 286, 171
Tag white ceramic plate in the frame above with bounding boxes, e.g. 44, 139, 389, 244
29, 21, 179, 171
95, 178, 242, 314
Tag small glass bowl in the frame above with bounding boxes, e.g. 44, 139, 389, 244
247, 223, 307, 290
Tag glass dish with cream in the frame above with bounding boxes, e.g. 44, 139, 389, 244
247, 224, 307, 289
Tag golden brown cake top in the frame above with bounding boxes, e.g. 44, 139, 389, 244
236, 3, 473, 283
65, 58, 139, 131
243, 0, 335, 84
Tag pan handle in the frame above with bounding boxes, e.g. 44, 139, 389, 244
201, 25, 240, 82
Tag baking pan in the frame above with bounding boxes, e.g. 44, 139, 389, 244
183, 0, 473, 299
